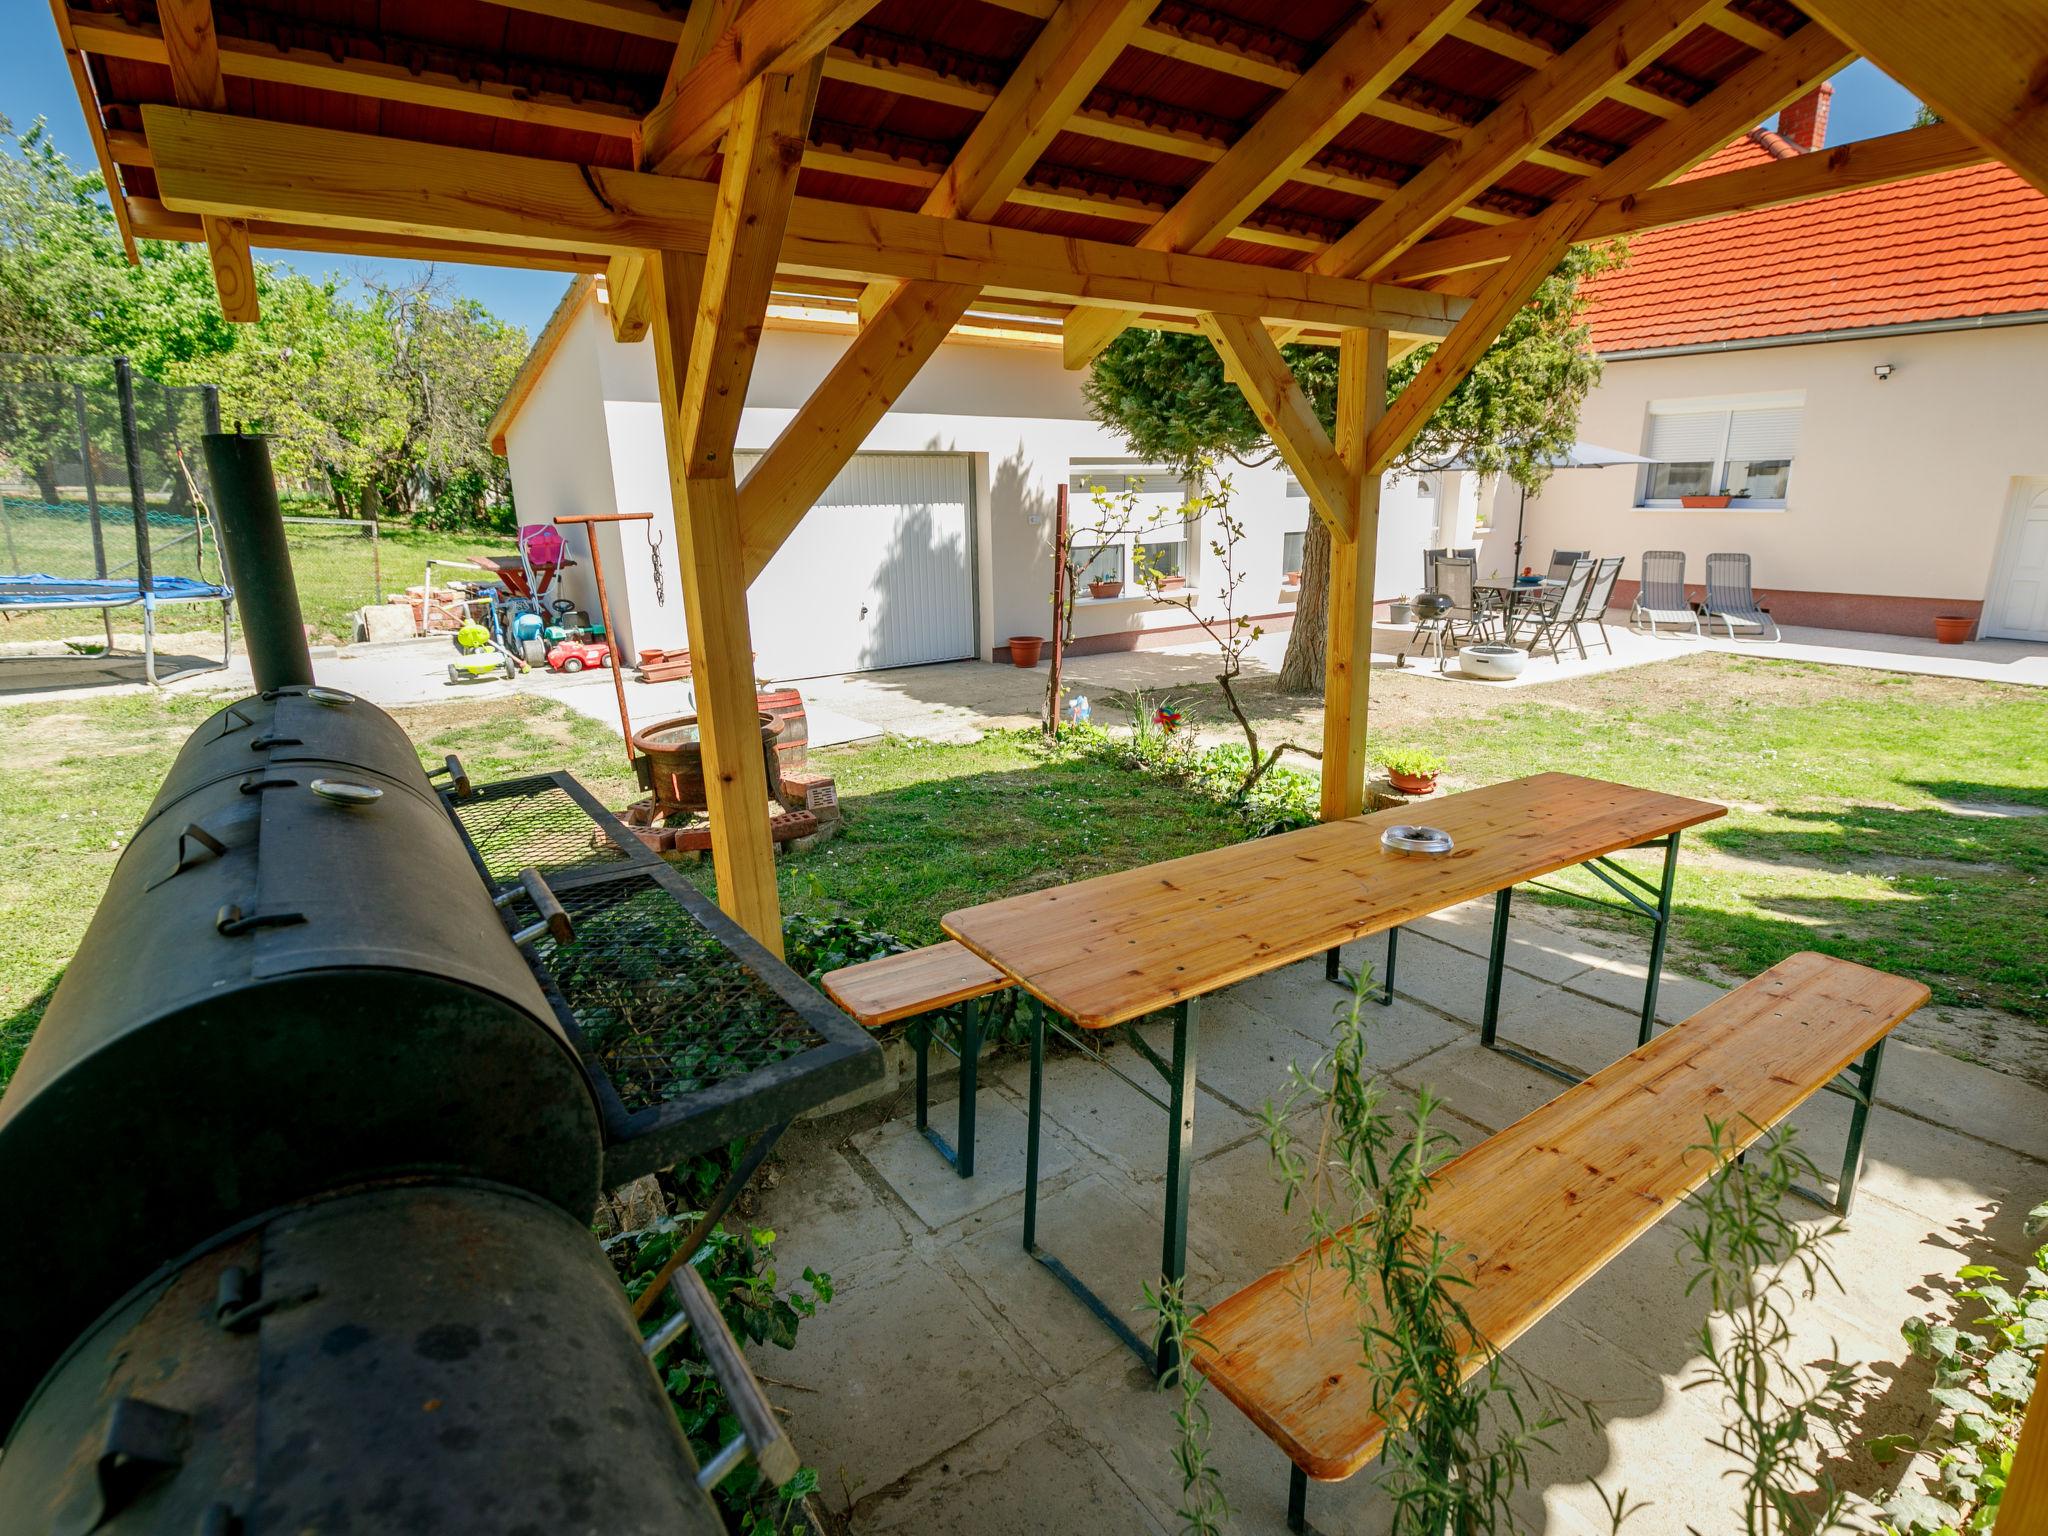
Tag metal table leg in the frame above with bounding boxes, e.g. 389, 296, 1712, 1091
1636, 832, 1682, 1048
1287, 1463, 1308, 1533
912, 996, 983, 1179
1325, 928, 1397, 1004
1022, 995, 1202, 1378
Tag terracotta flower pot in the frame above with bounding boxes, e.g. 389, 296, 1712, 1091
1153, 575, 1187, 591
1387, 769, 1439, 795
1008, 635, 1045, 667
1680, 494, 1733, 508
1933, 615, 1975, 645
1088, 579, 1124, 599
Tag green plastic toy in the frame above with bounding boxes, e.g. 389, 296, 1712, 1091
447, 621, 514, 685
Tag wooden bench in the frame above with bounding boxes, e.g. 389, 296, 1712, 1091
1191, 951, 1928, 1532
822, 942, 1009, 1178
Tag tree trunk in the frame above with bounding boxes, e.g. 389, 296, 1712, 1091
33, 461, 61, 506
1277, 517, 1332, 693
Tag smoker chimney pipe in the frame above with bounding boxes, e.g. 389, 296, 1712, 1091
203, 431, 314, 690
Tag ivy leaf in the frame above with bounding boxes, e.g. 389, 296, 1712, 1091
1884, 1489, 1961, 1533
1955, 1265, 2004, 1280
1866, 1432, 1918, 1464
2022, 1198, 2047, 1238
1931, 1385, 1995, 1417
1984, 1347, 2035, 1400
1953, 1411, 1998, 1444
1905, 1317, 1964, 1361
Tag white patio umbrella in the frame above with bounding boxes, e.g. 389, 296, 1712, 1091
1439, 439, 1651, 574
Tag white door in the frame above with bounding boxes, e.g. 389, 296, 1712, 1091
738, 452, 976, 678
1985, 477, 2048, 641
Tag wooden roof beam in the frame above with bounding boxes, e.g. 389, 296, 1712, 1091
640, 0, 878, 176
1380, 22, 1857, 281
157, 0, 256, 322
142, 106, 1470, 338
1798, 0, 2048, 197
1311, 0, 1728, 280
1200, 312, 1356, 540
1062, 0, 1476, 367
67, 9, 642, 140
47, 2, 138, 262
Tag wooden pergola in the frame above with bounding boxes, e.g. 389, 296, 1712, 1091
45, 0, 2046, 962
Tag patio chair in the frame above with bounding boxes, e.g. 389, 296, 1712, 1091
1578, 555, 1625, 655
1421, 546, 1478, 593
1545, 549, 1587, 580
1631, 549, 1701, 638
1514, 558, 1595, 660
1703, 552, 1780, 642
1412, 556, 1496, 670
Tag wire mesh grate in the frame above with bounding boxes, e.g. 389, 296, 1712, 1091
533, 874, 825, 1112
451, 775, 637, 886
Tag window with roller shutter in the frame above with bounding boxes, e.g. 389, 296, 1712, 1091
1639, 397, 1803, 508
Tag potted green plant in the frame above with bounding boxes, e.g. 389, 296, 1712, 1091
1088, 577, 1124, 599
1378, 745, 1444, 795
1680, 489, 1733, 508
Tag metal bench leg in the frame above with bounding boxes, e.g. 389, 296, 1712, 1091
1287, 1464, 1308, 1533
955, 997, 981, 1180
1155, 997, 1200, 1380
1382, 925, 1398, 1005
913, 1020, 931, 1133
1638, 832, 1682, 1048
1836, 1038, 1885, 1216
1479, 887, 1513, 1047
1325, 944, 1340, 984
1023, 997, 1044, 1252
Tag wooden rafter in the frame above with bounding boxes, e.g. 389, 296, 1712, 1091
156, 0, 257, 322
1365, 201, 1591, 482
47, 2, 137, 262
1063, 0, 1476, 367
1201, 313, 1356, 540
1310, 0, 1727, 280
1798, 0, 2048, 197
1379, 22, 1857, 282
1387, 120, 1987, 282
639, 0, 877, 177
605, 253, 652, 343
737, 280, 980, 581
141, 107, 1470, 338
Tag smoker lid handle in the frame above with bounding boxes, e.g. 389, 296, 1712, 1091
518, 867, 573, 944
428, 753, 472, 798
669, 1262, 801, 1490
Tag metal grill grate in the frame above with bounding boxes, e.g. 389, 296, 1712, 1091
533, 873, 825, 1113
450, 774, 641, 886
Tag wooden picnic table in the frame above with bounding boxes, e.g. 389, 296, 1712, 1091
941, 771, 1725, 1373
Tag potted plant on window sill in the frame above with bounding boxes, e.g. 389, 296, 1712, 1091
1149, 574, 1187, 592
1378, 745, 1444, 796
1680, 489, 1734, 508
1087, 578, 1124, 599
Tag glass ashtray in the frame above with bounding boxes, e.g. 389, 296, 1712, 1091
1381, 824, 1454, 855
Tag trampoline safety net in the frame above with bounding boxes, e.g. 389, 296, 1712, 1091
0, 353, 232, 682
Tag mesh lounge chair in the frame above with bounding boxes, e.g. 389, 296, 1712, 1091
1631, 549, 1701, 638
1515, 558, 1595, 660
1579, 555, 1625, 655
1421, 546, 1478, 593
1703, 552, 1780, 642
1546, 549, 1588, 580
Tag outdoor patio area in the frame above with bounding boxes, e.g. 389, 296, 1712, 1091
751, 898, 2046, 1532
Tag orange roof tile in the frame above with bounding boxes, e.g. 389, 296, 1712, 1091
1582, 132, 2048, 353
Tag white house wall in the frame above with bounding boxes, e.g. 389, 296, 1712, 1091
1493, 323, 2048, 634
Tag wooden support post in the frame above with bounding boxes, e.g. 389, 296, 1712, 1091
648, 249, 784, 955
1321, 329, 1387, 821
2000, 1350, 2048, 1535
158, 0, 257, 321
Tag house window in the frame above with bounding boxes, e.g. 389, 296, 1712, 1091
1281, 529, 1305, 577
1072, 543, 1123, 586
1641, 398, 1802, 507
1068, 465, 1195, 592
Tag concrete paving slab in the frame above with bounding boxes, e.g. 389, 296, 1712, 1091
750, 1246, 1041, 1513
852, 1395, 1170, 1535
854, 1094, 1072, 1230
749, 1126, 912, 1281
951, 1171, 1218, 1382
1132, 990, 1325, 1117
1406, 901, 1616, 985
990, 1044, 1255, 1181
1563, 955, 1730, 1027
1389, 1037, 1574, 1136
1378, 930, 1562, 1030
1868, 1037, 2048, 1158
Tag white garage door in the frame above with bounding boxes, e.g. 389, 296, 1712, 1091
737, 451, 976, 679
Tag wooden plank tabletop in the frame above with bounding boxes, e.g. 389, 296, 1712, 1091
941, 773, 1724, 1029
1191, 951, 1930, 1481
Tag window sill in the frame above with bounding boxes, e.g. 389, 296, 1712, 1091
1073, 592, 1157, 607
1634, 503, 1788, 513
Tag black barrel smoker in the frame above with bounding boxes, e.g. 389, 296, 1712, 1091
0, 435, 880, 1531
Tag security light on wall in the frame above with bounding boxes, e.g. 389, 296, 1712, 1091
1873, 363, 1895, 381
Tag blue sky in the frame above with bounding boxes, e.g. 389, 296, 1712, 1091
2, 22, 1924, 341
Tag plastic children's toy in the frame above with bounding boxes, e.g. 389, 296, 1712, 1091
545, 637, 613, 673
447, 621, 515, 684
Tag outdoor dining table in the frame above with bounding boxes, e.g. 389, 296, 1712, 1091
941, 771, 1725, 1374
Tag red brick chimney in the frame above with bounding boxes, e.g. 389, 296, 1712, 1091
1777, 82, 1834, 154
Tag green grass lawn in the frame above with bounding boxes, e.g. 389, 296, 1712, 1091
3, 655, 2043, 1094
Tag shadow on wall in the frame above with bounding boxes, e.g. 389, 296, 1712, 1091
990, 444, 1053, 649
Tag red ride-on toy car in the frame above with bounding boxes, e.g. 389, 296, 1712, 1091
546, 637, 613, 673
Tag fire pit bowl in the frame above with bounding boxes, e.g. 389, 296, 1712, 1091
1459, 644, 1528, 681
